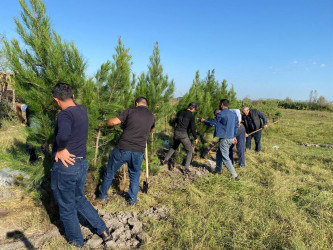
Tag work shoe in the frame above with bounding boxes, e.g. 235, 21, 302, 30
160, 159, 167, 166
183, 168, 191, 175
100, 229, 111, 242
96, 197, 106, 203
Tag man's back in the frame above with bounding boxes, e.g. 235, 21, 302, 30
116, 106, 155, 153
52, 105, 88, 159
175, 109, 197, 139
216, 108, 238, 139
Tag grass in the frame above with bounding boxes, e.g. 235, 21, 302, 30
0, 108, 332, 249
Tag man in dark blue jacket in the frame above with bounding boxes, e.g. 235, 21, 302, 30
241, 106, 267, 152
201, 99, 238, 179
51, 83, 110, 247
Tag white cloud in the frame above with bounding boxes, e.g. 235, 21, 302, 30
320, 64, 326, 67
312, 61, 317, 65
293, 60, 298, 64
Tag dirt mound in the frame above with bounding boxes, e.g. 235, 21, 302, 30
0, 206, 169, 249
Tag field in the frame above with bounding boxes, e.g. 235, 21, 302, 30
0, 108, 332, 249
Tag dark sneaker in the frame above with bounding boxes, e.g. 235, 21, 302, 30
160, 159, 167, 166
183, 168, 191, 175
100, 229, 111, 242
127, 199, 136, 206
214, 171, 221, 175
96, 197, 106, 203
234, 176, 239, 181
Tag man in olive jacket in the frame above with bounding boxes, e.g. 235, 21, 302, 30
241, 107, 267, 152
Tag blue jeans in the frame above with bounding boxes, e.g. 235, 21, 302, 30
99, 147, 144, 204
229, 130, 245, 167
216, 138, 238, 178
246, 130, 262, 151
51, 159, 106, 247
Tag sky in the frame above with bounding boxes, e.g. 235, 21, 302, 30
1, 0, 333, 101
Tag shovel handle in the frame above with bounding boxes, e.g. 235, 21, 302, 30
145, 142, 149, 180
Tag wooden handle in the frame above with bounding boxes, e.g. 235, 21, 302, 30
247, 128, 263, 136
145, 142, 149, 179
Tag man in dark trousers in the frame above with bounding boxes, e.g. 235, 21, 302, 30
230, 109, 246, 167
51, 83, 110, 247
98, 97, 155, 205
241, 106, 268, 152
201, 99, 238, 179
162, 102, 199, 174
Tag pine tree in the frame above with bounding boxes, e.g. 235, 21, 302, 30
4, 0, 86, 188
81, 37, 135, 169
135, 41, 174, 122
177, 69, 238, 138
5, 0, 86, 148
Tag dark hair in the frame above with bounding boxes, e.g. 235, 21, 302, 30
214, 109, 220, 115
135, 96, 148, 106
52, 83, 73, 101
188, 102, 197, 110
220, 99, 229, 107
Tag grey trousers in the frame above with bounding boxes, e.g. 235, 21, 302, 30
164, 131, 193, 169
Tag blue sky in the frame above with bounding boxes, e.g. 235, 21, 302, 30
1, 0, 333, 101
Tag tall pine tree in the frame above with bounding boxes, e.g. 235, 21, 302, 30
4, 0, 86, 188
81, 37, 135, 169
5, 0, 86, 149
135, 41, 174, 122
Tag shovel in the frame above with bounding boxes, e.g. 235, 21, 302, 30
143, 142, 149, 193
201, 142, 218, 158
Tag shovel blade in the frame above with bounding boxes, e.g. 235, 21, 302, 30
143, 181, 149, 193
201, 149, 210, 158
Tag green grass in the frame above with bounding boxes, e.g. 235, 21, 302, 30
1, 108, 332, 249
136, 109, 333, 249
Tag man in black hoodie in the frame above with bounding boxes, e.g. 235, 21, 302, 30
241, 106, 267, 152
162, 102, 199, 174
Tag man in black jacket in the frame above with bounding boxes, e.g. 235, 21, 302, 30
241, 106, 267, 152
162, 102, 199, 174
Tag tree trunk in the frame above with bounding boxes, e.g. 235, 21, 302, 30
93, 129, 101, 167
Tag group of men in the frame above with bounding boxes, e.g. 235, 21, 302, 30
162, 99, 267, 180
50, 83, 267, 247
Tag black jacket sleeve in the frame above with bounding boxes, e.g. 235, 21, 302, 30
190, 115, 197, 139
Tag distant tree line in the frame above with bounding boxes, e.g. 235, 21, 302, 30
279, 90, 333, 112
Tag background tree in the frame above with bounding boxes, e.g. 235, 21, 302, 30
81, 37, 135, 175
178, 69, 238, 136
135, 41, 175, 123
4, 0, 86, 187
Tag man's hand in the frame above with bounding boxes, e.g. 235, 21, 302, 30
264, 125, 268, 129
55, 148, 76, 167
245, 133, 248, 138
195, 139, 199, 145
200, 118, 205, 123
233, 137, 237, 144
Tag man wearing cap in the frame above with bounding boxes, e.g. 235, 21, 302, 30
200, 99, 238, 179
162, 102, 199, 174
241, 106, 267, 152
230, 109, 246, 167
